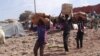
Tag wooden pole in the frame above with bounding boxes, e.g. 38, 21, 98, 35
34, 0, 36, 13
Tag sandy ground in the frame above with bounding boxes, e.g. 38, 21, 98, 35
0, 29, 100, 56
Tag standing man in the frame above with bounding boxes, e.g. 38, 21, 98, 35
76, 17, 84, 49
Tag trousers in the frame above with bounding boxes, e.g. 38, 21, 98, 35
34, 40, 45, 56
76, 31, 84, 49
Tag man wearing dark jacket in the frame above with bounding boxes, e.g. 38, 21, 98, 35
62, 14, 72, 52
76, 17, 84, 49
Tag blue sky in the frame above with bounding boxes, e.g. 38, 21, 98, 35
0, 0, 100, 21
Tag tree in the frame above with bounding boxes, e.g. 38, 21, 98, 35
19, 10, 32, 22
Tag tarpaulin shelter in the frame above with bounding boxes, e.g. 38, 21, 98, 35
0, 19, 25, 37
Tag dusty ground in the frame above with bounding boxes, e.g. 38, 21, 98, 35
0, 29, 100, 56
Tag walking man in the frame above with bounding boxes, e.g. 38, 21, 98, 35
61, 14, 72, 52
76, 17, 84, 49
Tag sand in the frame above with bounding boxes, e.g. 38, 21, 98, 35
0, 29, 100, 56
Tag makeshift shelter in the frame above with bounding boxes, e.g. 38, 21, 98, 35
0, 20, 25, 37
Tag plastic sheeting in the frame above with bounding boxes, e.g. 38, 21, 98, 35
0, 21, 25, 37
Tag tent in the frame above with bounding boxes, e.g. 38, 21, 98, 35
0, 20, 25, 37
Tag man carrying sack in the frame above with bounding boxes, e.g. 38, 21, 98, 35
30, 13, 53, 56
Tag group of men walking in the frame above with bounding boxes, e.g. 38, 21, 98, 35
59, 14, 85, 52
30, 13, 85, 56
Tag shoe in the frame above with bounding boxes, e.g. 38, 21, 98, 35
64, 50, 69, 55
64, 51, 68, 55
